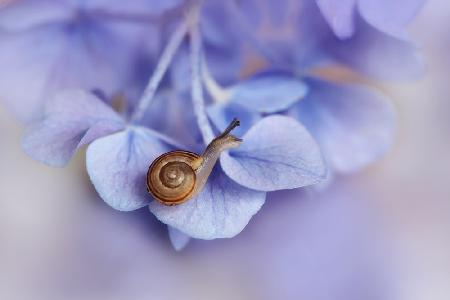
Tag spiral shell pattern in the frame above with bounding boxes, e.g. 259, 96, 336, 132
147, 151, 199, 206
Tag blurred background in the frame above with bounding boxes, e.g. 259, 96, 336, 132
1, 1, 449, 299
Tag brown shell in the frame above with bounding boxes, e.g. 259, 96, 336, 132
147, 150, 199, 206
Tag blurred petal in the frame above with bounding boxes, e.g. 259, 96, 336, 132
202, 0, 328, 91
22, 90, 124, 167
149, 167, 266, 240
0, 0, 183, 32
221, 115, 326, 192
328, 18, 425, 80
316, 0, 357, 39
292, 78, 395, 173
0, 0, 70, 31
168, 227, 191, 251
290, 0, 334, 69
86, 127, 171, 211
247, 0, 332, 70
170, 45, 191, 92
0, 6, 149, 122
358, 0, 425, 37
140, 91, 202, 149
229, 73, 308, 113
265, 0, 290, 26
201, 0, 243, 84
82, 0, 183, 15
0, 27, 68, 121
207, 102, 261, 137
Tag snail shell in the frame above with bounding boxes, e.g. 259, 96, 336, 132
147, 151, 199, 206
147, 118, 242, 206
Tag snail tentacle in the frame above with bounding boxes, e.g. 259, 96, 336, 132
217, 118, 241, 140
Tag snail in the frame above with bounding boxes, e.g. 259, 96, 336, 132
147, 118, 242, 206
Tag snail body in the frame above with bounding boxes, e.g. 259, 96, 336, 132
147, 119, 242, 206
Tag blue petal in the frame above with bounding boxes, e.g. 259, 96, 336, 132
169, 45, 191, 92
168, 226, 191, 251
207, 102, 261, 137
221, 115, 326, 192
328, 17, 425, 80
86, 127, 171, 211
234, 0, 331, 69
149, 167, 266, 240
0, 0, 70, 31
315, 0, 357, 39
81, 0, 183, 15
0, 5, 149, 122
358, 0, 425, 37
200, 0, 243, 84
265, 0, 290, 26
22, 90, 124, 167
0, 0, 183, 32
228, 73, 309, 113
292, 78, 395, 173
140, 91, 203, 149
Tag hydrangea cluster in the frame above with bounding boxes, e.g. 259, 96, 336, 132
0, 0, 424, 250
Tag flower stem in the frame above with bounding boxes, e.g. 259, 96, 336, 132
130, 20, 188, 123
201, 57, 231, 103
189, 3, 215, 145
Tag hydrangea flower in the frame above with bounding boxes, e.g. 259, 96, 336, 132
1, 0, 425, 250
201, 0, 399, 179
21, 6, 325, 246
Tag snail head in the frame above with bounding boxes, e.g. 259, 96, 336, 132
213, 118, 243, 149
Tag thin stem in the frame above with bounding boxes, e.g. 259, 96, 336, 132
130, 21, 188, 123
201, 56, 231, 103
189, 3, 215, 145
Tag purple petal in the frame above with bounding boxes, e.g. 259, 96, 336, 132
149, 167, 266, 240
328, 18, 425, 80
265, 0, 290, 26
221, 115, 326, 192
200, 0, 243, 84
260, 0, 332, 70
201, 1, 240, 52
292, 78, 395, 173
0, 7, 147, 122
0, 0, 183, 32
168, 227, 191, 251
229, 73, 308, 113
22, 90, 124, 167
86, 127, 171, 211
140, 91, 202, 149
0, 0, 70, 31
0, 27, 67, 121
316, 0, 357, 39
169, 45, 191, 92
358, 0, 425, 37
82, 0, 184, 15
